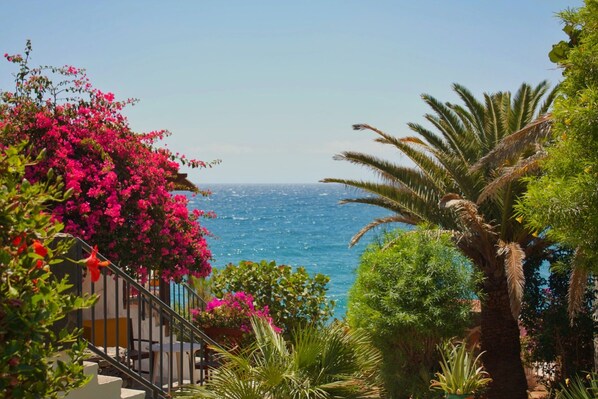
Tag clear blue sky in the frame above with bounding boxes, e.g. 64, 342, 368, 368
0, 1, 581, 184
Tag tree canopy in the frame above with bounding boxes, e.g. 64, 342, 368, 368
0, 43, 213, 282
519, 0, 598, 314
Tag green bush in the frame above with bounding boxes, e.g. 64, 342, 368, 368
0, 144, 95, 398
211, 260, 334, 333
347, 227, 478, 399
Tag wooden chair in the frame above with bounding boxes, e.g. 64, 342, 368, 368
83, 317, 155, 374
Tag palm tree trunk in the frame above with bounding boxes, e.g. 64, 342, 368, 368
480, 274, 528, 399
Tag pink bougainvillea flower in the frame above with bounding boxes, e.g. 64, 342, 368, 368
83, 245, 110, 282
193, 291, 281, 334
32, 240, 48, 257
0, 60, 213, 283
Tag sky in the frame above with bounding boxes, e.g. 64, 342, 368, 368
0, 1, 581, 184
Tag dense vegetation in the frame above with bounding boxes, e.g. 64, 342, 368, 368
0, 43, 213, 283
324, 80, 555, 398
520, 0, 598, 316
521, 249, 594, 389
211, 260, 334, 333
347, 228, 476, 398
0, 144, 94, 397
179, 317, 384, 399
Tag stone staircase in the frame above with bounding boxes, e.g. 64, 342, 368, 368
64, 361, 146, 399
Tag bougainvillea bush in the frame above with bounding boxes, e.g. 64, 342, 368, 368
192, 291, 280, 333
0, 143, 95, 398
211, 260, 335, 334
0, 42, 213, 282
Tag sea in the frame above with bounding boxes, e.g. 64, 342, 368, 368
188, 183, 398, 319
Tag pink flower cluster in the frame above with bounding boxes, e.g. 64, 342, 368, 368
0, 51, 212, 282
192, 292, 280, 333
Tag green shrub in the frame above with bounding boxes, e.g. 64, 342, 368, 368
347, 227, 478, 399
211, 260, 334, 333
0, 144, 95, 398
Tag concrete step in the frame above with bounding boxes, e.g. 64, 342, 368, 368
121, 387, 147, 399
63, 361, 146, 399
97, 375, 123, 398
83, 361, 99, 385
63, 362, 100, 399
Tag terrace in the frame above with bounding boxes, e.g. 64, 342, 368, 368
54, 237, 221, 398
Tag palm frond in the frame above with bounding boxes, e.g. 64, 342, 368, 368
452, 83, 486, 134
448, 102, 482, 149
477, 151, 546, 204
355, 125, 479, 199
497, 240, 526, 319
380, 133, 478, 200
439, 194, 495, 239
509, 83, 531, 133
500, 91, 514, 135
526, 81, 550, 121
332, 151, 442, 195
338, 196, 419, 220
356, 125, 455, 190
348, 215, 419, 247
473, 113, 553, 171
392, 137, 457, 191
421, 93, 474, 163
486, 92, 510, 147
322, 178, 446, 226
406, 122, 451, 154
539, 84, 559, 115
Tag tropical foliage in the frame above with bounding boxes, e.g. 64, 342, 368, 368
324, 81, 554, 398
211, 260, 334, 333
348, 228, 476, 398
556, 372, 598, 399
178, 317, 384, 399
520, 250, 594, 388
430, 341, 491, 396
0, 42, 213, 283
518, 0, 598, 316
0, 144, 95, 398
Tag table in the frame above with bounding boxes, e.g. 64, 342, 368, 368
150, 341, 203, 388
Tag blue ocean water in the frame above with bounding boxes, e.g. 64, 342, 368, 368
189, 183, 397, 318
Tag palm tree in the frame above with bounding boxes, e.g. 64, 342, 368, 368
322, 82, 555, 399
179, 317, 384, 399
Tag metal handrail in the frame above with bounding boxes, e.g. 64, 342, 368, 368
69, 237, 222, 397
171, 280, 208, 318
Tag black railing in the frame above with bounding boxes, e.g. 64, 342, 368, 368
138, 271, 207, 321
67, 238, 222, 398
171, 280, 208, 319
